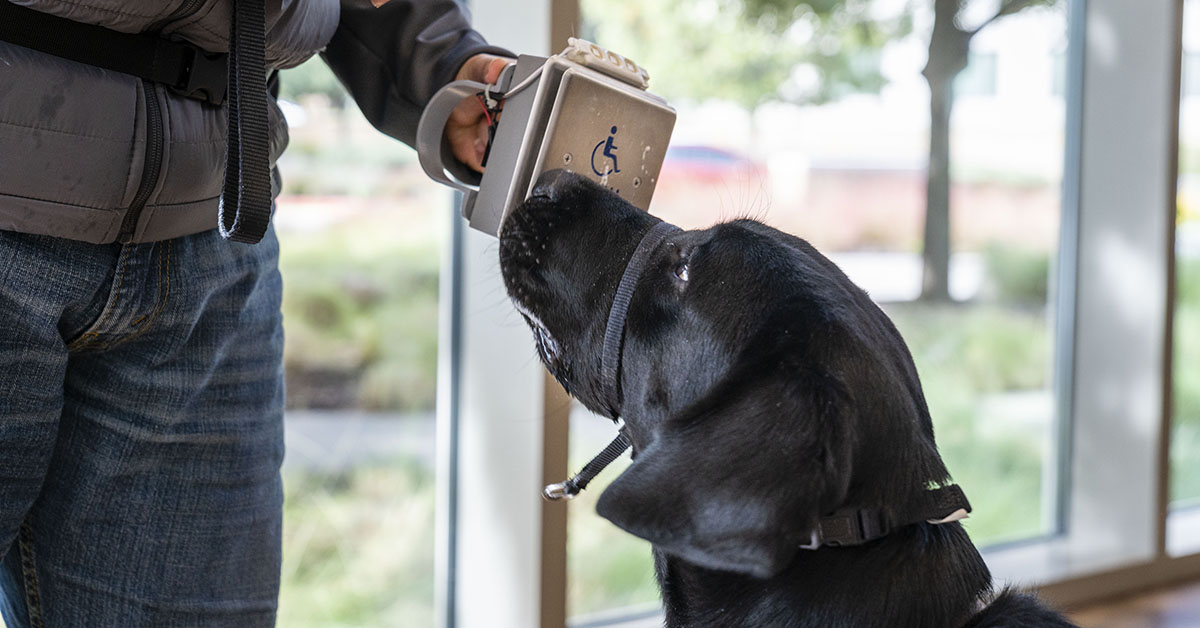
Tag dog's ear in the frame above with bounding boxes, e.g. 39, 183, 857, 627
596, 373, 853, 579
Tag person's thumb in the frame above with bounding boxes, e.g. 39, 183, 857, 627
483, 56, 511, 84
456, 54, 515, 84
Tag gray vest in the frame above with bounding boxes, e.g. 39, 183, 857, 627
0, 0, 339, 243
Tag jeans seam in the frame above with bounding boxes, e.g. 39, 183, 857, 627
131, 239, 171, 329
103, 239, 173, 350
128, 244, 159, 329
68, 245, 133, 351
17, 520, 45, 628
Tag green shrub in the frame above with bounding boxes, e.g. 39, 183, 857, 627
984, 244, 1051, 303
278, 210, 442, 412
884, 302, 1051, 395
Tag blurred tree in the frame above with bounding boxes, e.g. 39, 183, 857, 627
915, 0, 1056, 301
278, 56, 348, 108
582, 0, 909, 109
586, 0, 1057, 301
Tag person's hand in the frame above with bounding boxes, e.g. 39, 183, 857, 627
447, 54, 515, 172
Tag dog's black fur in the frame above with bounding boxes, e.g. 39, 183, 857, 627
499, 170, 1077, 628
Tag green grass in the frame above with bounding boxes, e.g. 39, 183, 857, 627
279, 459, 436, 628
1173, 257, 1200, 505
566, 457, 660, 617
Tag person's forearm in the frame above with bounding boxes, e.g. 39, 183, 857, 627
321, 0, 511, 147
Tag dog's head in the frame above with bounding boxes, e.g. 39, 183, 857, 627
500, 170, 954, 579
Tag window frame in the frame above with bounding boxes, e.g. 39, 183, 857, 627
999, 0, 1198, 606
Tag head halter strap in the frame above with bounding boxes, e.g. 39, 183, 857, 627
544, 220, 680, 501
599, 220, 682, 418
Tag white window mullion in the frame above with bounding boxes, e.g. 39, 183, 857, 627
987, 0, 1182, 589
1065, 0, 1177, 567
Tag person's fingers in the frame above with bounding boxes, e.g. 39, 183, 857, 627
476, 118, 490, 161
447, 119, 484, 171
446, 54, 515, 172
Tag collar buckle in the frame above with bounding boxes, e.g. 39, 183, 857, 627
800, 508, 891, 549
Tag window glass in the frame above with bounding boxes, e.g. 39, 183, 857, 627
571, 0, 1068, 620
274, 59, 446, 627
957, 52, 998, 97
1174, 0, 1200, 514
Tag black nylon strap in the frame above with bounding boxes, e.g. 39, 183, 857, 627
802, 485, 973, 549
218, 0, 273, 244
0, 1, 228, 105
900, 484, 972, 524
544, 220, 679, 501
543, 430, 632, 501
599, 221, 681, 418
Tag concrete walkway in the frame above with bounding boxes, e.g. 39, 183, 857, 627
283, 410, 435, 472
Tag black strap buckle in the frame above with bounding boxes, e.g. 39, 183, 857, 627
172, 47, 228, 106
800, 509, 890, 549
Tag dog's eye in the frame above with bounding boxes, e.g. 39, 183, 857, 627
674, 261, 690, 282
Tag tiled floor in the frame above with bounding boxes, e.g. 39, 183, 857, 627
1069, 580, 1200, 628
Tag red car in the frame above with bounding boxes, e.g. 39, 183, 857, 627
660, 145, 766, 184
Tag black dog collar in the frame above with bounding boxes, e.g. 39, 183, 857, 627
800, 485, 973, 549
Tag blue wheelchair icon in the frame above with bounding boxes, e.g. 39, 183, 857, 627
591, 126, 621, 176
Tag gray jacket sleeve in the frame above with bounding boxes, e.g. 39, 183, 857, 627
320, 0, 512, 147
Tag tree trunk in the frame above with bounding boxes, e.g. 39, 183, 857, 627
922, 73, 954, 302
920, 0, 972, 302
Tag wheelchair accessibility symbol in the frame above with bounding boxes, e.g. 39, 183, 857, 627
591, 126, 621, 176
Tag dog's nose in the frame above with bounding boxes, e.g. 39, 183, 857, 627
530, 168, 574, 201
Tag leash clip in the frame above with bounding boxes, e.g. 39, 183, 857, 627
543, 482, 577, 501
542, 428, 632, 502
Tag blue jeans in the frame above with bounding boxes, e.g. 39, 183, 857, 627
0, 228, 285, 627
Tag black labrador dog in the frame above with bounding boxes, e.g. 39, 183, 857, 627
499, 170, 1077, 628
